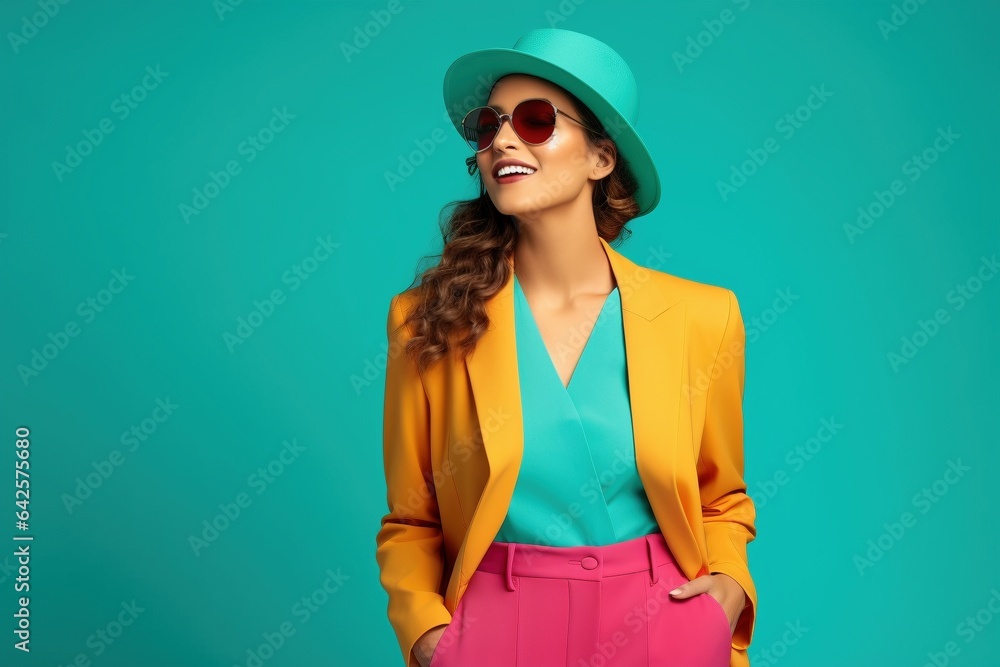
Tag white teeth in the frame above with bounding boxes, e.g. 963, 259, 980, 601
497, 165, 536, 177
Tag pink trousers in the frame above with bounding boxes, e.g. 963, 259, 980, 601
428, 532, 732, 667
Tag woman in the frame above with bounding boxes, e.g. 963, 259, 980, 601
376, 28, 757, 667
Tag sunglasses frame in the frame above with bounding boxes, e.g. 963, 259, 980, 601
461, 98, 603, 153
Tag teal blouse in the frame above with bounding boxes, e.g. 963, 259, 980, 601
494, 273, 661, 546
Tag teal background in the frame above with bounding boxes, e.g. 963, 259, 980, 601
1, 0, 997, 665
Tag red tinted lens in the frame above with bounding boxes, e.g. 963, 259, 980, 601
463, 107, 500, 151
512, 99, 557, 144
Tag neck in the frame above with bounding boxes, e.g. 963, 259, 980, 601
512, 222, 615, 304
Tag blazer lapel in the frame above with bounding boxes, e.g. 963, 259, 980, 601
450, 236, 701, 607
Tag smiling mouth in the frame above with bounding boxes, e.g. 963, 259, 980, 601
495, 169, 536, 184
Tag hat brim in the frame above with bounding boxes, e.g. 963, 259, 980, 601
443, 48, 661, 218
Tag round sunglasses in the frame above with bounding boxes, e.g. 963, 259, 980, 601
461, 98, 602, 153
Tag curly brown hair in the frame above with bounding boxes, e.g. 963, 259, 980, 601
399, 85, 641, 373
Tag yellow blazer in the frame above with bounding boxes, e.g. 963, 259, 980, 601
376, 236, 757, 667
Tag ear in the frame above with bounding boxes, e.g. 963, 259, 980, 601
590, 139, 617, 180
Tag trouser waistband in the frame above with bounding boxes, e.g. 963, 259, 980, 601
476, 531, 675, 591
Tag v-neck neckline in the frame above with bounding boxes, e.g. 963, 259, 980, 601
514, 273, 619, 392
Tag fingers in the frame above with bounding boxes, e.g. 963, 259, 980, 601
668, 574, 713, 599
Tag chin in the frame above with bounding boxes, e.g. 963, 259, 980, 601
493, 200, 538, 218
489, 190, 554, 218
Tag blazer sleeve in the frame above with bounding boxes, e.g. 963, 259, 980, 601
375, 295, 453, 667
697, 288, 758, 651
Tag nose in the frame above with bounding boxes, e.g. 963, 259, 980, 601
491, 113, 520, 150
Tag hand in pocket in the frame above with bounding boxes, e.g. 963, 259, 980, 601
414, 624, 449, 667
668, 572, 745, 635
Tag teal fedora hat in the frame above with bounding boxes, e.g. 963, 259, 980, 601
442, 28, 661, 218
